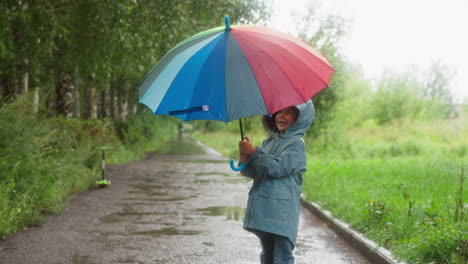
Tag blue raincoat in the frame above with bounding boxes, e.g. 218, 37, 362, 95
241, 100, 315, 246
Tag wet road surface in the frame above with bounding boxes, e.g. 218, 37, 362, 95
0, 139, 371, 264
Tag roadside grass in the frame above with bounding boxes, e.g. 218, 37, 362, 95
0, 96, 178, 239
303, 156, 467, 263
192, 121, 266, 160
192, 116, 467, 264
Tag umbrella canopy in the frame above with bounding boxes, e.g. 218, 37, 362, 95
138, 16, 334, 122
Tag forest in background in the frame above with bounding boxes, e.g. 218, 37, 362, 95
0, 0, 270, 119
1, 0, 466, 263
0, 0, 269, 239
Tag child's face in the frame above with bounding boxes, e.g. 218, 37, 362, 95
275, 106, 299, 133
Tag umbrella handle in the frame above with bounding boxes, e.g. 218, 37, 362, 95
229, 118, 247, 171
230, 160, 246, 171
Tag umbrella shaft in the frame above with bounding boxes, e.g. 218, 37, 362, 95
239, 118, 244, 141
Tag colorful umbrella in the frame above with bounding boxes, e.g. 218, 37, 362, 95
138, 16, 334, 170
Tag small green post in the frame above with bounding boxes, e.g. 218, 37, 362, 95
96, 146, 112, 188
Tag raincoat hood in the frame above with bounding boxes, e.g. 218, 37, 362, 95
262, 100, 315, 138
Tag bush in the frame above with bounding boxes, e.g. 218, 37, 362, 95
0, 97, 178, 238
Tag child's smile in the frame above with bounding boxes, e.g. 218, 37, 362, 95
275, 106, 299, 133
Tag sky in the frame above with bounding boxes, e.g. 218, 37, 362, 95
269, 0, 468, 102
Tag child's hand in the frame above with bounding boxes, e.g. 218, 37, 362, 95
239, 136, 256, 162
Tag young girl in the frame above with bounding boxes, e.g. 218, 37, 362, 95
238, 100, 315, 264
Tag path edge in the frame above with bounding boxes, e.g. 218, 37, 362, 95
300, 198, 405, 264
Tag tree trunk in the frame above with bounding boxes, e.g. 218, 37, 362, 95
88, 86, 98, 119
20, 59, 29, 95
120, 80, 130, 121
32, 87, 40, 114
73, 68, 80, 118
67, 83, 75, 119
21, 71, 28, 95
1, 77, 14, 98
102, 83, 111, 118
56, 74, 74, 118
46, 87, 56, 117
111, 88, 118, 120
12, 79, 19, 97
121, 93, 128, 121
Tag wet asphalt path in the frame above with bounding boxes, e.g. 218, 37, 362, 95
0, 139, 371, 264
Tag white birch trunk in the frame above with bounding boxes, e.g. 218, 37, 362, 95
21, 71, 29, 95
73, 68, 80, 118
110, 82, 118, 120
121, 94, 128, 121
32, 87, 39, 114
13, 79, 19, 97
89, 86, 98, 119
103, 83, 111, 118
66, 83, 74, 119
120, 81, 130, 121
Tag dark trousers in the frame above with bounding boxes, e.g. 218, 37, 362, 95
254, 231, 295, 264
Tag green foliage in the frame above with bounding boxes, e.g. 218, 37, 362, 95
0, 0, 271, 117
370, 71, 426, 124
192, 117, 266, 159
398, 221, 467, 263
296, 8, 349, 136
112, 108, 178, 162
0, 96, 178, 239
301, 108, 467, 264
193, 111, 467, 263
422, 60, 457, 118
0, 96, 95, 237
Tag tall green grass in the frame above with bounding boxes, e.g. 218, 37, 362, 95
191, 117, 267, 159
192, 111, 467, 263
0, 96, 178, 238
303, 156, 466, 263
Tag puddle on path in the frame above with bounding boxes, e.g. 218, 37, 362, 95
224, 178, 251, 184
131, 221, 174, 226
131, 227, 203, 236
99, 213, 122, 224
195, 171, 251, 184
196, 172, 231, 177
197, 206, 245, 221
122, 195, 196, 203
178, 159, 228, 164
72, 254, 93, 264
195, 178, 250, 184
130, 171, 176, 183
153, 170, 177, 176
100, 210, 177, 224
127, 190, 169, 196
129, 184, 170, 192
116, 256, 144, 264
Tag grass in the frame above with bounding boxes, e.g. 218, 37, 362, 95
192, 113, 468, 264
0, 96, 179, 239
192, 123, 267, 160
303, 156, 466, 263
